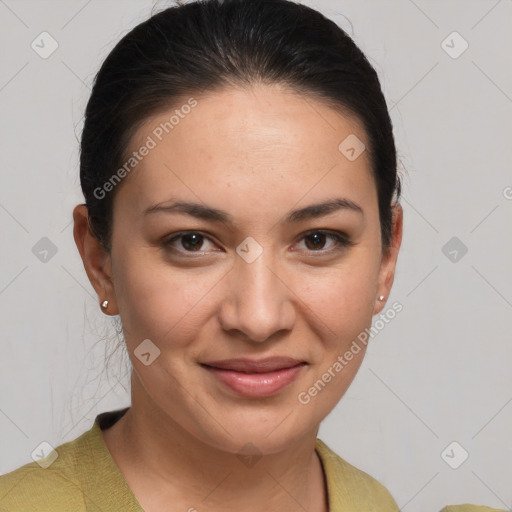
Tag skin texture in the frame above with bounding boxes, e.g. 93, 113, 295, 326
73, 82, 403, 512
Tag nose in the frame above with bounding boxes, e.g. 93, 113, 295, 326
218, 250, 295, 343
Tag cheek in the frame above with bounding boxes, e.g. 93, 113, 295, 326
112, 251, 221, 346
294, 254, 380, 340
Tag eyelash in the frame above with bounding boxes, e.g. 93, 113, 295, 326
163, 229, 354, 256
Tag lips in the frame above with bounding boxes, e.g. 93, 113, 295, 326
200, 356, 305, 373
201, 357, 307, 398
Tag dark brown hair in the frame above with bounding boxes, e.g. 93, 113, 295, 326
80, 0, 401, 252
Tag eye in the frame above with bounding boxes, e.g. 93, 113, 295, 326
163, 231, 219, 254
162, 229, 353, 257
294, 230, 354, 254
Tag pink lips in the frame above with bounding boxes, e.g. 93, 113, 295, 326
201, 357, 306, 398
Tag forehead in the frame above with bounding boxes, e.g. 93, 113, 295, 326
113, 83, 375, 221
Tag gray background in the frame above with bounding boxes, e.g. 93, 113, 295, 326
1, 1, 511, 510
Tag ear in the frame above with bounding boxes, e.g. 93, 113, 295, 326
72, 204, 119, 315
373, 204, 403, 315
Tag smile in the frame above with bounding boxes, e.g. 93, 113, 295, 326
200, 357, 307, 398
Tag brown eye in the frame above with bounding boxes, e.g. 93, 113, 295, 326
304, 232, 328, 250
180, 233, 204, 251
296, 230, 354, 254
164, 231, 218, 253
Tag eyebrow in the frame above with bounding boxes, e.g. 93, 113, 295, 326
143, 197, 364, 224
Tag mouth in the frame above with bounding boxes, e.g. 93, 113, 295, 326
200, 357, 307, 398
201, 356, 306, 373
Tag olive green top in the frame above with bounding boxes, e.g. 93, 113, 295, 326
0, 408, 507, 512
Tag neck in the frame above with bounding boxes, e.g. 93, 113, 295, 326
101, 377, 328, 512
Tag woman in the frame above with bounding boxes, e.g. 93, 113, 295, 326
0, 1, 507, 511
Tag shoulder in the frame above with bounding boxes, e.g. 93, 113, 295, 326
0, 424, 97, 512
315, 438, 399, 511
1, 408, 140, 512
0, 462, 86, 512
439, 506, 509, 512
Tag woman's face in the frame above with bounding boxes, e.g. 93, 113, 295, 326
100, 83, 401, 454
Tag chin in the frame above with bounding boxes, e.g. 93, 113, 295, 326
191, 407, 318, 456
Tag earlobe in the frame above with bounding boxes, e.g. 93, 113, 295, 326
72, 204, 119, 315
372, 294, 386, 315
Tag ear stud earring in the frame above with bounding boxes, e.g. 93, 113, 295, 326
101, 300, 109, 309
378, 295, 385, 301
